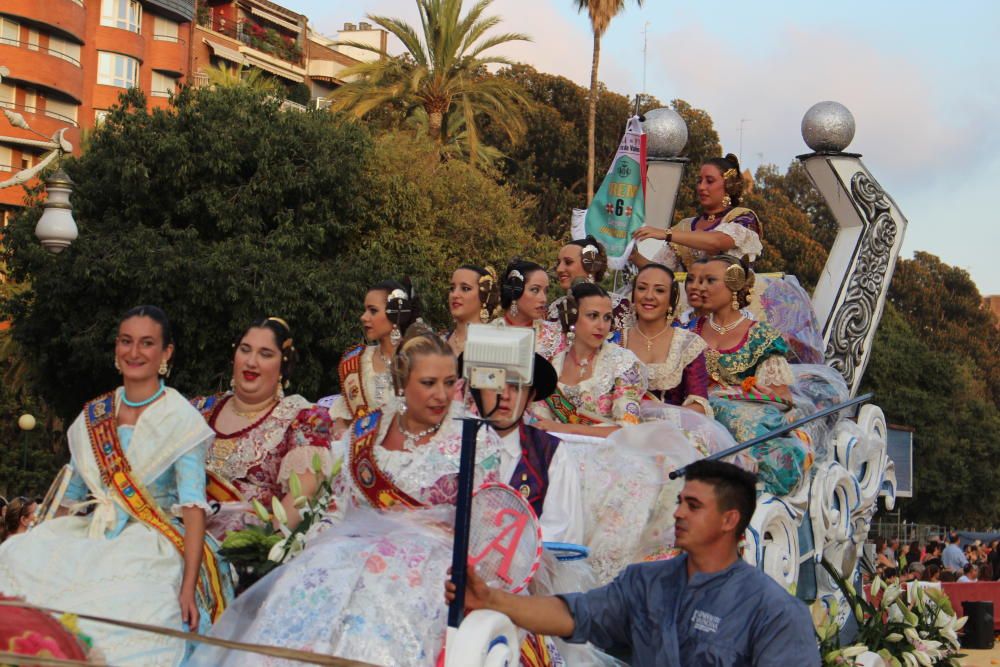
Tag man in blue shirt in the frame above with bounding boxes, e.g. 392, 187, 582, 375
942, 533, 968, 573
447, 460, 820, 666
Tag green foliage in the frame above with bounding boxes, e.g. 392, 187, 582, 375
328, 0, 532, 159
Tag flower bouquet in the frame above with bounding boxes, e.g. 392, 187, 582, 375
814, 559, 966, 667
218, 453, 341, 591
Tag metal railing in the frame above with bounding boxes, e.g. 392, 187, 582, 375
0, 37, 81, 67
0, 100, 78, 127
200, 16, 303, 66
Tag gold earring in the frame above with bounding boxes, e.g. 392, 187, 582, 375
114, 357, 121, 374
480, 305, 489, 322
731, 291, 740, 311
275, 379, 285, 401
722, 194, 732, 208
159, 360, 169, 377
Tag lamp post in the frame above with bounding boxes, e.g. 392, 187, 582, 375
0, 66, 78, 252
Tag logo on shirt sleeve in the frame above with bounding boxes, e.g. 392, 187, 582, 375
691, 609, 721, 634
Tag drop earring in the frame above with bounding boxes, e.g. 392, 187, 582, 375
114, 357, 121, 374
159, 360, 169, 377
389, 325, 402, 346
731, 291, 740, 311
722, 194, 732, 208
510, 302, 519, 318
567, 325, 575, 343
275, 379, 285, 401
480, 305, 489, 322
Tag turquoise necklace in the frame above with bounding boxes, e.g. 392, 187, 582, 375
120, 379, 166, 408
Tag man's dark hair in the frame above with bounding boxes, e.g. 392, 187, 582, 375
684, 460, 758, 535
949, 532, 960, 544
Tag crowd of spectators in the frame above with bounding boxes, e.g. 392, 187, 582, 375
870, 533, 1000, 584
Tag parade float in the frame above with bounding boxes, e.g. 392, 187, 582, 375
446, 101, 907, 666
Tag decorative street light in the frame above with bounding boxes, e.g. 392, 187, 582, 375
0, 66, 78, 252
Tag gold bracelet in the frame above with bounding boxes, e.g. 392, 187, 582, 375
665, 230, 673, 243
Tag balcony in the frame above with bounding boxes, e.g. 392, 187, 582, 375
0, 40, 84, 102
3, 0, 87, 42
201, 16, 302, 66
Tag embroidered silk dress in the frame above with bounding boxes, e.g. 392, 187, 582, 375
650, 207, 763, 271
620, 327, 711, 415
695, 318, 812, 495
191, 393, 335, 541
532, 344, 646, 426
0, 388, 232, 666
191, 402, 508, 667
328, 345, 394, 422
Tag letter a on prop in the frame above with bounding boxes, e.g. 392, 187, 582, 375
578, 116, 647, 270
468, 508, 530, 584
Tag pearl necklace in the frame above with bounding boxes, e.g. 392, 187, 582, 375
632, 323, 671, 352
398, 416, 443, 451
120, 379, 166, 408
709, 313, 746, 335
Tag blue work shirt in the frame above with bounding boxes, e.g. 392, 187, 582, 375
558, 554, 820, 667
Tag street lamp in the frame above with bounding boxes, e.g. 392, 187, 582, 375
0, 66, 78, 252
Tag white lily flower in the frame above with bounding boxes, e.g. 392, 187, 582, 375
252, 499, 271, 522
954, 616, 968, 630
293, 495, 309, 508
882, 586, 902, 607
904, 627, 921, 645
886, 633, 904, 642
902, 652, 917, 667
267, 537, 288, 562
871, 577, 883, 597
271, 496, 288, 525
842, 645, 867, 657
289, 471, 302, 498
914, 650, 932, 667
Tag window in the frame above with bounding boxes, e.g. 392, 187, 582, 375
45, 97, 78, 124
0, 17, 19, 46
48, 35, 81, 66
153, 15, 180, 42
0, 83, 13, 110
151, 71, 178, 98
97, 51, 139, 89
27, 29, 39, 51
100, 0, 141, 33
94, 109, 110, 125
24, 89, 36, 114
0, 146, 12, 172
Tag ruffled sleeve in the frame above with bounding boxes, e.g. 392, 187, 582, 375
327, 394, 351, 422
611, 351, 646, 426
171, 440, 213, 516
277, 405, 336, 492
715, 218, 763, 261
649, 242, 683, 272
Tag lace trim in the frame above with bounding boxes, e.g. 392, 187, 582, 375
277, 446, 334, 491
637, 329, 707, 391
551, 344, 646, 423
170, 500, 213, 517
703, 322, 787, 385
756, 354, 795, 387
682, 394, 714, 418
656, 210, 764, 268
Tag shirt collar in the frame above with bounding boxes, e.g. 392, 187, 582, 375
500, 428, 521, 457
686, 556, 747, 589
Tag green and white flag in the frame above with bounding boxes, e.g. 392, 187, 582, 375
573, 116, 647, 269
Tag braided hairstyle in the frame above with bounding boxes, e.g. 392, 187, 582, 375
707, 254, 755, 309
390, 323, 454, 395
555, 282, 611, 334
456, 264, 501, 320
370, 278, 422, 336
500, 260, 545, 311
563, 236, 609, 282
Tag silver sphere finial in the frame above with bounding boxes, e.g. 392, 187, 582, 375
642, 108, 688, 158
801, 101, 856, 152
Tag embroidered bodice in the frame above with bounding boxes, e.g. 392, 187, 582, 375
329, 345, 393, 421
328, 402, 503, 517
696, 319, 794, 387
491, 317, 568, 361
624, 327, 707, 392
651, 207, 764, 271
537, 344, 646, 425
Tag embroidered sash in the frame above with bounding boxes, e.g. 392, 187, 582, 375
190, 394, 246, 505
520, 633, 554, 667
339, 344, 371, 419
348, 410, 424, 510
542, 387, 603, 426
83, 393, 227, 623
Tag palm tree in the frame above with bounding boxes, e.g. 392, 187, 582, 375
328, 0, 532, 161
575, 0, 644, 204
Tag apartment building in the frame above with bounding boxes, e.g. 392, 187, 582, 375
0, 0, 195, 209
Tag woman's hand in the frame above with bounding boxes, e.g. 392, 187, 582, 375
631, 226, 668, 242
179, 583, 199, 630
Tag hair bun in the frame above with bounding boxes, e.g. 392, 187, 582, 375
724, 153, 740, 171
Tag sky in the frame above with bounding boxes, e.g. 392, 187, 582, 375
290, 0, 1000, 295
